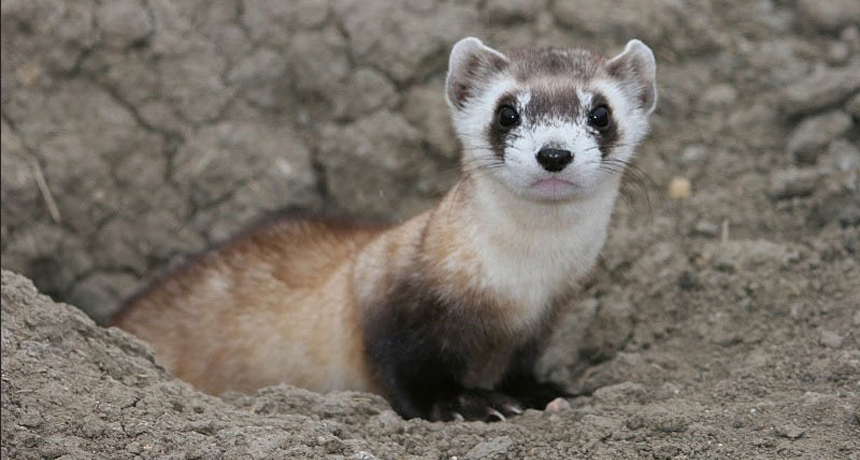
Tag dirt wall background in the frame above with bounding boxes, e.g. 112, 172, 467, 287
2, 0, 860, 458
5, 0, 850, 323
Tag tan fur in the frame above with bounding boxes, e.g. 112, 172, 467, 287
114, 219, 392, 395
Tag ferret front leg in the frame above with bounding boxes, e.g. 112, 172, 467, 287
366, 332, 525, 421
363, 324, 465, 420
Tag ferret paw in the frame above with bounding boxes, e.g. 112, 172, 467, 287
429, 389, 523, 422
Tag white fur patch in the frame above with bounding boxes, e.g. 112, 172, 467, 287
443, 40, 656, 334
464, 176, 618, 332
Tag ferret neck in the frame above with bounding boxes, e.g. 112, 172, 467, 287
416, 173, 619, 327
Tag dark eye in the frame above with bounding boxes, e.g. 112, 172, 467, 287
498, 105, 520, 128
588, 105, 611, 130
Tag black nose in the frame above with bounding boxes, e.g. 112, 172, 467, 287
536, 148, 573, 172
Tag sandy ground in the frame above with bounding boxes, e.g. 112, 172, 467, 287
2, 0, 860, 458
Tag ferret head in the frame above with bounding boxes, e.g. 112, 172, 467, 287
445, 37, 657, 201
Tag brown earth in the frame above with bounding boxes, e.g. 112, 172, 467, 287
2, 0, 859, 458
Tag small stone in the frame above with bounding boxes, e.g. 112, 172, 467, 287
801, 391, 829, 405
126, 442, 142, 454
843, 25, 860, 43
593, 382, 645, 402
677, 270, 700, 291
701, 84, 738, 107
653, 444, 683, 460
797, 0, 860, 32
839, 206, 860, 228
789, 302, 806, 320
848, 93, 860, 118
782, 65, 860, 116
752, 437, 776, 448
545, 397, 572, 413
464, 437, 513, 460
820, 330, 844, 348
96, 0, 153, 49
14, 62, 41, 86
767, 168, 821, 200
575, 353, 645, 396
681, 144, 707, 164
353, 451, 380, 460
827, 42, 851, 64
787, 111, 853, 164
668, 177, 692, 199
486, 0, 538, 22
826, 140, 860, 172
653, 410, 689, 433
691, 220, 719, 237
775, 422, 806, 439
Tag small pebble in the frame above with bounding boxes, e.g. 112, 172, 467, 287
827, 42, 851, 63
820, 330, 844, 348
677, 270, 700, 291
848, 93, 860, 118
787, 111, 853, 164
545, 397, 571, 413
681, 144, 707, 163
767, 168, 821, 200
775, 422, 805, 439
691, 220, 719, 237
789, 302, 806, 320
464, 436, 513, 460
825, 140, 860, 172
668, 177, 692, 199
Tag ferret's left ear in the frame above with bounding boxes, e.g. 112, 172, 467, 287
606, 39, 657, 115
445, 37, 510, 109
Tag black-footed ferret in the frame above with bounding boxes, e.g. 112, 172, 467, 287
113, 37, 657, 422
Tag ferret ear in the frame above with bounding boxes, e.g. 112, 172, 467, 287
445, 37, 509, 109
605, 39, 657, 115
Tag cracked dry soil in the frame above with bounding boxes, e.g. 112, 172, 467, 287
2, 0, 859, 459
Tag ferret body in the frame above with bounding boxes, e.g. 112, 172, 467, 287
113, 37, 657, 421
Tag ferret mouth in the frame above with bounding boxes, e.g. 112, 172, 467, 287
529, 177, 577, 194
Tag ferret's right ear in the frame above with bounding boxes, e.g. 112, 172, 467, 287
445, 37, 509, 109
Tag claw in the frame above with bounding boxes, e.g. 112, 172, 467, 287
452, 412, 465, 422
487, 408, 506, 422
504, 403, 523, 415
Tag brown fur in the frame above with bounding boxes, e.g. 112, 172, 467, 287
113, 217, 392, 395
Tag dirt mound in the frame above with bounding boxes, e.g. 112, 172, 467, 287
2, 243, 858, 457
